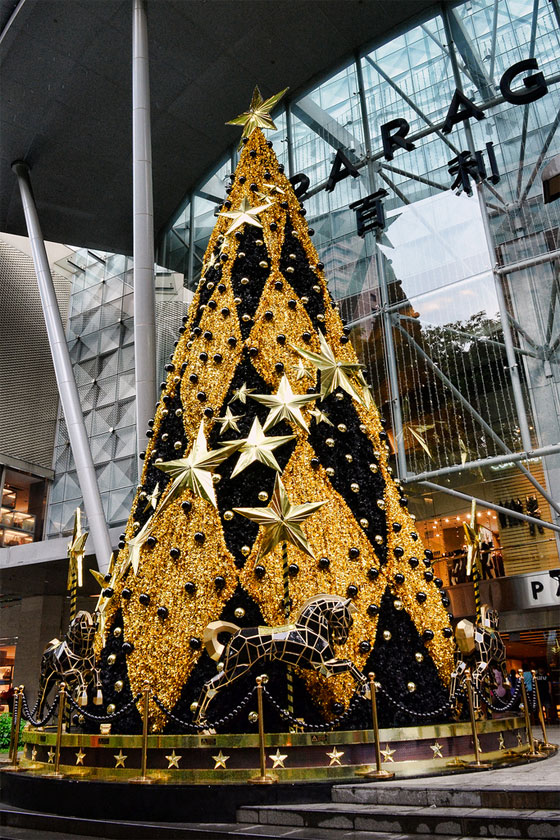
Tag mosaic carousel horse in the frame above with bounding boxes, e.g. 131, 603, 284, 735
37, 610, 103, 716
195, 593, 367, 724
450, 604, 509, 717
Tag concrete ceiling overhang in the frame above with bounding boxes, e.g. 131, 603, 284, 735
0, 0, 437, 254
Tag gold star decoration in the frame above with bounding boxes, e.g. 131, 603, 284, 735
292, 359, 313, 381
326, 747, 344, 766
226, 85, 289, 146
143, 482, 160, 513
165, 750, 181, 769
269, 748, 288, 769
156, 422, 242, 508
114, 750, 127, 768
90, 550, 120, 639
229, 382, 255, 405
47, 748, 55, 764
430, 742, 443, 759
212, 750, 230, 769
120, 518, 154, 577
75, 749, 86, 766
498, 733, 505, 751
222, 417, 295, 478
67, 507, 88, 589
218, 196, 272, 236
381, 744, 396, 762
216, 407, 244, 435
250, 375, 317, 433
233, 474, 326, 558
292, 331, 369, 407
463, 499, 482, 578
310, 407, 333, 427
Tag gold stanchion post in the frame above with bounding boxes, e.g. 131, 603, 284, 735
361, 673, 394, 779
131, 680, 153, 783
465, 671, 491, 769
7, 686, 24, 770
532, 670, 556, 751
51, 682, 66, 778
249, 676, 276, 784
518, 669, 543, 758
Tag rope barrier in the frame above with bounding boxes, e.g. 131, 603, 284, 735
375, 683, 452, 719
20, 690, 60, 728
152, 685, 257, 731
471, 678, 523, 712
66, 692, 142, 722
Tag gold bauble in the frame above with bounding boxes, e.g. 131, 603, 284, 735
407, 682, 417, 693
383, 630, 392, 641
162, 433, 169, 442
369, 463, 378, 473
175, 408, 183, 417
415, 652, 424, 663
174, 441, 182, 450
241, 545, 251, 556
326, 467, 335, 477
212, 473, 221, 484
248, 711, 258, 723
217, 662, 224, 672
234, 607, 245, 619
350, 483, 360, 493
190, 702, 198, 713
325, 438, 335, 448
224, 510, 234, 521
107, 704, 116, 714
337, 424, 347, 433
114, 680, 124, 693
335, 391, 343, 400
375, 535, 384, 545
113, 627, 122, 638
107, 654, 116, 665
360, 518, 369, 528
359, 424, 366, 432
258, 491, 268, 501
345, 454, 353, 463
394, 599, 404, 611
377, 499, 386, 510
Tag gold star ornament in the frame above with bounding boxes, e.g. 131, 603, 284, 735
120, 518, 154, 577
430, 742, 443, 759
269, 748, 288, 769
156, 422, 242, 508
218, 196, 272, 236
67, 508, 88, 589
165, 750, 181, 769
114, 750, 127, 768
226, 85, 289, 146
326, 747, 344, 766
216, 407, 244, 435
381, 744, 396, 762
143, 482, 160, 513
292, 331, 370, 407
233, 474, 326, 558
250, 375, 317, 433
75, 748, 86, 766
463, 499, 482, 577
212, 750, 230, 769
222, 417, 294, 478
229, 382, 255, 405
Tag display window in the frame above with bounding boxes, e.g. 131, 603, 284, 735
0, 643, 16, 713
0, 468, 47, 547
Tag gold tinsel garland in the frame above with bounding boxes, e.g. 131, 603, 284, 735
97, 128, 454, 728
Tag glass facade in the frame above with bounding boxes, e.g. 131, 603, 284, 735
157, 0, 560, 621
46, 250, 191, 537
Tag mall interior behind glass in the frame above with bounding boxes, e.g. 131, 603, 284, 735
1, 0, 559, 717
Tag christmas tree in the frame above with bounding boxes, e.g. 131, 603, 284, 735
93, 88, 455, 733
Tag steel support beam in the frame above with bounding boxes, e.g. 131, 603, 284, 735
394, 318, 560, 516
404, 441, 560, 483
132, 0, 156, 468
416, 480, 560, 535
496, 247, 560, 275
11, 161, 113, 572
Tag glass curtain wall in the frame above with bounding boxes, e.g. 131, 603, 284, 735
157, 1, 560, 601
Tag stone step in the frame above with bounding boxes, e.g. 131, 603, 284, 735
236, 802, 560, 839
332, 783, 560, 810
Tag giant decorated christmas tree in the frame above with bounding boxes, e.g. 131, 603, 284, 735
93, 88, 455, 734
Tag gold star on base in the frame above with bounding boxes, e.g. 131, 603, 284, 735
47, 748, 55, 764
165, 750, 181, 769
156, 422, 242, 508
326, 747, 344, 766
292, 332, 369, 406
430, 742, 443, 759
212, 750, 230, 769
310, 407, 333, 427
218, 196, 272, 236
216, 407, 244, 435
234, 474, 326, 558
114, 750, 127, 768
226, 85, 289, 146
292, 360, 313, 381
222, 417, 294, 478
250, 375, 317, 433
67, 507, 88, 589
229, 382, 255, 405
75, 748, 86, 766
381, 744, 396, 762
269, 748, 288, 769
498, 733, 505, 751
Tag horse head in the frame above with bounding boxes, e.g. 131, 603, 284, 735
67, 610, 97, 649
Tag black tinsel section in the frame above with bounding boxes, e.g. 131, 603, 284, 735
84, 609, 142, 734
209, 350, 296, 564
230, 226, 271, 338
308, 387, 388, 564
364, 587, 449, 726
190, 264, 223, 332
279, 222, 326, 329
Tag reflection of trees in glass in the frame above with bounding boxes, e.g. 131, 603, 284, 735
352, 310, 525, 474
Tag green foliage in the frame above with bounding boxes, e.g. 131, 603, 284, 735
0, 712, 24, 750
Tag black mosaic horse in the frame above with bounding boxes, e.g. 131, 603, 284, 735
37, 610, 103, 716
195, 594, 367, 723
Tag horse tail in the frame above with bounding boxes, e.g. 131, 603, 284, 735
203, 621, 240, 662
